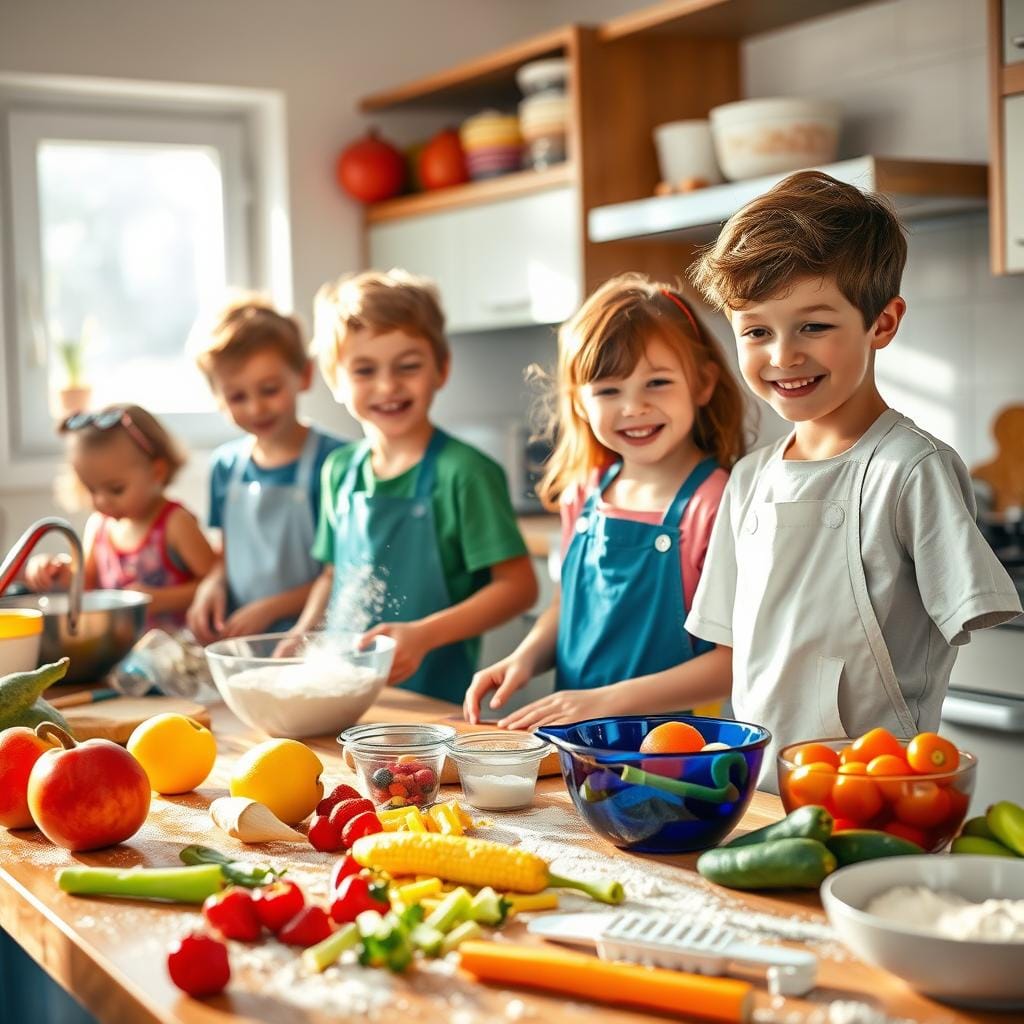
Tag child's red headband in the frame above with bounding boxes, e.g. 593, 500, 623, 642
660, 289, 701, 339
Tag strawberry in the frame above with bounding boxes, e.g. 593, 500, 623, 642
328, 797, 374, 831
202, 886, 262, 942
308, 813, 345, 853
316, 782, 362, 816
341, 810, 383, 848
277, 905, 333, 947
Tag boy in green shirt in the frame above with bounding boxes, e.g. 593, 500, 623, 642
292, 269, 537, 704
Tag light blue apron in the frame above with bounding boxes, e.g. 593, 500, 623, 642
556, 457, 717, 691
332, 429, 474, 705
224, 428, 320, 633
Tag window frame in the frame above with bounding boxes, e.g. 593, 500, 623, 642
0, 73, 291, 491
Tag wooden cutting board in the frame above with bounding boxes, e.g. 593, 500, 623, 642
340, 715, 562, 784
61, 697, 211, 744
973, 404, 1024, 513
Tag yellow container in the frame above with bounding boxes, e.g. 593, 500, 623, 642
0, 609, 43, 675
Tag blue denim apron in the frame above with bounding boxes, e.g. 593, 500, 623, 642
332, 429, 473, 705
556, 457, 717, 690
224, 428, 319, 632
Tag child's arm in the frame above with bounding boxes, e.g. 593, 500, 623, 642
220, 581, 316, 639
133, 508, 216, 618
187, 555, 227, 644
463, 590, 560, 724
363, 554, 538, 686
497, 644, 732, 731
290, 565, 334, 634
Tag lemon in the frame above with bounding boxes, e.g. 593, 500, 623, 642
127, 713, 217, 795
229, 739, 324, 825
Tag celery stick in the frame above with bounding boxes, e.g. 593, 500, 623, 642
424, 886, 472, 932
57, 864, 224, 903
410, 922, 445, 957
440, 920, 483, 955
302, 923, 360, 973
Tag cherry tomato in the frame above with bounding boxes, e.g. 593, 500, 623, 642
883, 820, 928, 848
791, 743, 841, 769
831, 818, 860, 832
831, 772, 883, 824
837, 745, 859, 765
850, 728, 904, 763
329, 874, 389, 924
866, 754, 911, 800
944, 785, 970, 822
786, 762, 836, 806
202, 886, 262, 942
838, 760, 868, 776
167, 932, 230, 997
895, 782, 952, 829
252, 880, 305, 933
905, 732, 959, 775
329, 854, 362, 893
277, 905, 334, 947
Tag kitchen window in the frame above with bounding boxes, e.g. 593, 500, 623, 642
0, 76, 290, 473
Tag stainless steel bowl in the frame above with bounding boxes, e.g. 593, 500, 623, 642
0, 590, 150, 683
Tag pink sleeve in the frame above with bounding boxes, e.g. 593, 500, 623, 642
679, 467, 729, 610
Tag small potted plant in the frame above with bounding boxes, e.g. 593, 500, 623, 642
50, 331, 92, 419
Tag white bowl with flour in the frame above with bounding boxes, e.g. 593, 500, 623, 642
821, 854, 1024, 1009
205, 631, 394, 739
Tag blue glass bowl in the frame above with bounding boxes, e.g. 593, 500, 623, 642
536, 715, 770, 853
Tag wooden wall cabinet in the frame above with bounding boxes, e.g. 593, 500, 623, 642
990, 0, 1024, 274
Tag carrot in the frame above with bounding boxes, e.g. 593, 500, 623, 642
458, 941, 752, 1022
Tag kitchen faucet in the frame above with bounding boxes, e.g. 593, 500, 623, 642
0, 517, 84, 633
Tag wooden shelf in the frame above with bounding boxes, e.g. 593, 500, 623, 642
365, 163, 575, 224
359, 26, 572, 112
598, 0, 871, 42
588, 157, 988, 244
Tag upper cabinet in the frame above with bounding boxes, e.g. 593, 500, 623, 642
991, 0, 1024, 274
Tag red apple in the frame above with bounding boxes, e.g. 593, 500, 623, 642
0, 726, 53, 829
27, 724, 151, 851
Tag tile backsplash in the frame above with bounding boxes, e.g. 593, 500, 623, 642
744, 0, 1024, 468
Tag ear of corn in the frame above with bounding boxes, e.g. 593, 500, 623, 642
352, 832, 550, 893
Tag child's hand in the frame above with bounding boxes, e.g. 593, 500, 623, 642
360, 621, 431, 685
497, 687, 614, 732
463, 655, 534, 725
25, 553, 72, 592
187, 576, 227, 644
221, 597, 280, 639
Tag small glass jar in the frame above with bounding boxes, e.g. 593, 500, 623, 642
445, 731, 550, 811
339, 723, 455, 809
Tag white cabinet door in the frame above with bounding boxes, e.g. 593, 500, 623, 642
1005, 94, 1024, 274
367, 186, 581, 333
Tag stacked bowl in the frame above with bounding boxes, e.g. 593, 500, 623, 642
517, 58, 570, 170
459, 110, 522, 180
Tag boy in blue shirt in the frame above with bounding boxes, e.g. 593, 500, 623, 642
187, 295, 345, 641
290, 269, 537, 704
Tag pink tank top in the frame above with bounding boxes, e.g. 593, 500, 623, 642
92, 500, 193, 628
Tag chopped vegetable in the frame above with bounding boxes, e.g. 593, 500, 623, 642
410, 922, 445, 956
58, 864, 223, 904
303, 922, 360, 973
425, 886, 472, 932
458, 941, 753, 1022
440, 919, 483, 954
506, 891, 559, 915
395, 877, 442, 904
468, 886, 510, 925
351, 832, 624, 904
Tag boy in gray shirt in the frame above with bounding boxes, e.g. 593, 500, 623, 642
686, 170, 1021, 786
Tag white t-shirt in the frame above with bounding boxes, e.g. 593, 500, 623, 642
687, 409, 1022, 733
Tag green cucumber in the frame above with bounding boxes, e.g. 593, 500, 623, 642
697, 837, 836, 890
961, 815, 997, 841
951, 835, 1019, 857
825, 830, 923, 866
725, 805, 833, 848
987, 801, 1024, 856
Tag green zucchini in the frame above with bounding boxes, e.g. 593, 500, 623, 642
697, 837, 836, 890
960, 815, 997, 841
725, 804, 833, 848
825, 829, 923, 866
950, 835, 1019, 858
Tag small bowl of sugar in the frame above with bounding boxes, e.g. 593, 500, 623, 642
445, 731, 551, 811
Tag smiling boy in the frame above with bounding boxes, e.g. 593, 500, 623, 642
290, 269, 537, 704
686, 171, 1021, 786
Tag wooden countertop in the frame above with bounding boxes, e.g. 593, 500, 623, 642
0, 691, 1004, 1024
517, 514, 559, 559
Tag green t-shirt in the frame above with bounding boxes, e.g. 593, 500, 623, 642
312, 433, 528, 667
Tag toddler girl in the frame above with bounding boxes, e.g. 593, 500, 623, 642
464, 274, 746, 728
27, 405, 215, 630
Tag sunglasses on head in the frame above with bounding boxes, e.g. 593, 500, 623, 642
60, 407, 156, 457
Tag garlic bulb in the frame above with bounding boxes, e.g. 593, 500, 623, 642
209, 796, 306, 843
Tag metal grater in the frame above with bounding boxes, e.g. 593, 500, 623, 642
527, 910, 818, 996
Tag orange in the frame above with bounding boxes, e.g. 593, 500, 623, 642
638, 721, 706, 755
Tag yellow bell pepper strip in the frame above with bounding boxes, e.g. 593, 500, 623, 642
395, 877, 442, 904
505, 891, 559, 915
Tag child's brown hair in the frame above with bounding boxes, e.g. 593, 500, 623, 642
690, 170, 908, 327
536, 273, 747, 510
190, 293, 308, 381
313, 269, 449, 389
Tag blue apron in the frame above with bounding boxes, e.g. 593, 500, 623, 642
224, 428, 320, 633
332, 429, 474, 705
556, 457, 717, 690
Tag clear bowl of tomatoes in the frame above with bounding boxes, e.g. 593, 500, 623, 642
778, 729, 976, 853
339, 722, 455, 809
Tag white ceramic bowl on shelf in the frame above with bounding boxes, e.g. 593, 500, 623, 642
821, 854, 1024, 1009
205, 631, 394, 739
653, 119, 722, 187
708, 97, 841, 181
